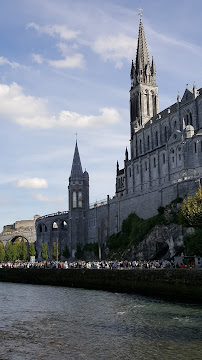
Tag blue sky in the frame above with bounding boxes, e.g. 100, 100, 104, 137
0, 0, 202, 230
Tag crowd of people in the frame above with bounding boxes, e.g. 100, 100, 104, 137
0, 259, 195, 269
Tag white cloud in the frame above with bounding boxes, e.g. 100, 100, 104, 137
32, 53, 44, 64
17, 178, 48, 189
27, 23, 79, 41
0, 82, 120, 129
92, 34, 137, 68
0, 56, 20, 69
48, 53, 84, 69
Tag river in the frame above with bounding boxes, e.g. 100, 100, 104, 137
0, 282, 201, 360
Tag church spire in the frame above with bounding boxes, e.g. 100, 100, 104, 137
70, 141, 83, 179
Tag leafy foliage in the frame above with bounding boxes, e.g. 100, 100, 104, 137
62, 245, 70, 259
41, 243, 48, 260
185, 229, 202, 256
84, 243, 99, 257
75, 244, 84, 259
52, 241, 60, 260
4, 239, 28, 261
179, 187, 202, 228
29, 243, 36, 257
0, 242, 5, 262
107, 212, 163, 258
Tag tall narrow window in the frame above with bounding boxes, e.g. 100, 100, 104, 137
73, 191, 77, 208
147, 135, 150, 150
186, 114, 189, 125
156, 131, 158, 147
164, 126, 167, 142
190, 113, 193, 125
78, 191, 82, 208
194, 143, 197, 153
154, 157, 156, 168
147, 92, 150, 116
140, 139, 142, 154
163, 153, 165, 164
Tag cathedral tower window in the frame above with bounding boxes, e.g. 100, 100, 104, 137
155, 131, 158, 147
164, 126, 168, 142
73, 191, 77, 208
147, 135, 150, 150
78, 191, 83, 208
140, 139, 142, 154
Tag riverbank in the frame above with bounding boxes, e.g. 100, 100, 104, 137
0, 268, 202, 303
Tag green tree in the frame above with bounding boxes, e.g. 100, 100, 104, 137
52, 241, 60, 260
13, 240, 21, 259
5, 242, 16, 261
20, 240, 28, 261
62, 245, 70, 259
180, 187, 202, 228
0, 242, 5, 262
75, 244, 83, 259
41, 243, 48, 260
29, 243, 36, 257
185, 229, 202, 256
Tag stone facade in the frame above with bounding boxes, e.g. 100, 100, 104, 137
35, 17, 202, 259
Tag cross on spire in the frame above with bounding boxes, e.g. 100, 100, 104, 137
138, 8, 143, 19
75, 132, 78, 141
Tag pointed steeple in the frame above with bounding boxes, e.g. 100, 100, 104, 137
134, 16, 151, 85
70, 141, 83, 179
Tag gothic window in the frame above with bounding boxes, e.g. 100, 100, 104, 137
39, 224, 43, 233
179, 154, 181, 161
163, 153, 166, 164
129, 168, 131, 177
52, 222, 58, 230
190, 113, 193, 125
186, 114, 189, 125
137, 164, 139, 174
155, 131, 158, 147
147, 135, 150, 150
194, 143, 197, 153
153, 157, 156, 168
73, 191, 77, 208
174, 120, 177, 128
145, 90, 149, 116
140, 139, 142, 154
135, 94, 139, 117
164, 126, 168, 142
78, 191, 83, 208
62, 221, 67, 228
151, 92, 155, 117
145, 161, 147, 171
44, 225, 47, 232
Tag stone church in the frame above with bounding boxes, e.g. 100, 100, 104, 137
36, 16, 202, 259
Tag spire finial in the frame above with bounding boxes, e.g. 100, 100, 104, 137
75, 132, 78, 142
138, 8, 143, 19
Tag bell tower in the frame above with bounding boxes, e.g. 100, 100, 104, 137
130, 11, 159, 142
68, 141, 89, 257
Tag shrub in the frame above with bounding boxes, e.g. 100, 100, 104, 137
179, 187, 202, 228
185, 229, 202, 256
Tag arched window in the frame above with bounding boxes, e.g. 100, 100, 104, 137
186, 114, 189, 125
135, 93, 139, 118
155, 131, 158, 147
73, 191, 77, 208
147, 135, 150, 150
78, 191, 83, 208
153, 157, 156, 168
39, 224, 43, 233
163, 153, 165, 164
44, 225, 47, 232
194, 143, 197, 153
137, 164, 139, 174
52, 222, 58, 229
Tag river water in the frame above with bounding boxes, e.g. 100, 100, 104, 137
0, 282, 202, 360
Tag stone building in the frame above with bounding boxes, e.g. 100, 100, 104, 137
35, 16, 202, 259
